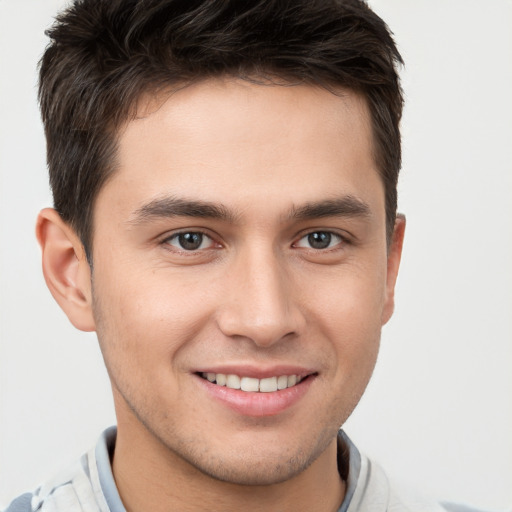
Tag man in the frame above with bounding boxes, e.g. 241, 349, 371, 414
1, 1, 488, 511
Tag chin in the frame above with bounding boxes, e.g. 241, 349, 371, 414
163, 423, 338, 488
189, 448, 314, 486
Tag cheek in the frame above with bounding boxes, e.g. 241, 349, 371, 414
301, 262, 385, 372
304, 259, 387, 328
90, 263, 217, 371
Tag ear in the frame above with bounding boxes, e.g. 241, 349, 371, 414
381, 214, 406, 325
36, 208, 96, 332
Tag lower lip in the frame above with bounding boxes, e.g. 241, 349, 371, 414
194, 375, 315, 417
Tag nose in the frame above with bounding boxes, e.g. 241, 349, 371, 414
216, 246, 306, 347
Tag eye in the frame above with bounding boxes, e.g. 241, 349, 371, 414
294, 231, 343, 250
164, 232, 215, 251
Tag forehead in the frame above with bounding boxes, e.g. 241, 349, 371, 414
99, 78, 382, 221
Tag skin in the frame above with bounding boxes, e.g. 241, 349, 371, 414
37, 79, 405, 512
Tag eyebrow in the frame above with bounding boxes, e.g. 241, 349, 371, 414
128, 194, 371, 226
128, 196, 237, 225
288, 196, 371, 221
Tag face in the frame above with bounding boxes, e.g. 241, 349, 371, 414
89, 79, 402, 485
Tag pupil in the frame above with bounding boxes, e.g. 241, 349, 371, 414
308, 232, 331, 249
179, 233, 202, 250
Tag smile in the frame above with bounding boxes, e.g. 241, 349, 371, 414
195, 369, 316, 416
200, 372, 303, 392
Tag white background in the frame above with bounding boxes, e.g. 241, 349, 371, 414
1, 0, 511, 509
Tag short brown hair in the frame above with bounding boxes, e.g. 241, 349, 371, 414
39, 0, 403, 260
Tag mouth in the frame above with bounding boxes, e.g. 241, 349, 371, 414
195, 369, 317, 417
197, 372, 312, 393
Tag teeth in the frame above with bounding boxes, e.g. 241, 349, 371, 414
240, 377, 259, 392
259, 376, 277, 392
202, 372, 304, 392
226, 374, 241, 389
277, 375, 288, 390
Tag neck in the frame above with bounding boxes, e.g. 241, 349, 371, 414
112, 417, 345, 512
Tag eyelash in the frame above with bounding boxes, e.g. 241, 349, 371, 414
293, 230, 346, 251
161, 229, 348, 253
162, 231, 218, 252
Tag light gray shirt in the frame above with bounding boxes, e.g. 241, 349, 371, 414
3, 427, 486, 512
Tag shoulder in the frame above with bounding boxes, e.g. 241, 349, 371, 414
3, 455, 94, 512
387, 485, 496, 512
339, 431, 496, 512
361, 460, 495, 512
3, 493, 33, 512
386, 484, 492, 512
4, 428, 116, 512
440, 503, 498, 512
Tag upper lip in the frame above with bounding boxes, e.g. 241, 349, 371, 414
193, 365, 316, 379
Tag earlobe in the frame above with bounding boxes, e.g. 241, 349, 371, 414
36, 208, 96, 332
381, 214, 406, 325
